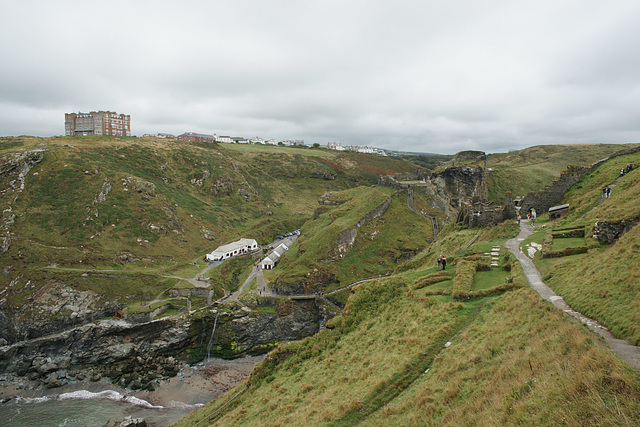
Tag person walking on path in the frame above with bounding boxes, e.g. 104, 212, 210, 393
436, 255, 443, 271
441, 256, 447, 271
505, 220, 640, 369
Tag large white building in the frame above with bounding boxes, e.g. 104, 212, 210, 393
205, 238, 259, 262
65, 111, 131, 137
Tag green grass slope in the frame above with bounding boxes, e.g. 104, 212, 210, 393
177, 184, 640, 426
522, 149, 640, 345
177, 281, 640, 427
0, 136, 424, 314
486, 143, 639, 201
267, 187, 434, 293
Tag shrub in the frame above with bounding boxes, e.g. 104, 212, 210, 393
414, 272, 450, 289
541, 246, 589, 258
452, 259, 476, 300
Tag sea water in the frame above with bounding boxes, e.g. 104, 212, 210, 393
0, 389, 200, 427
0, 355, 264, 427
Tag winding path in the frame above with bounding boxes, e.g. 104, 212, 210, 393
505, 221, 640, 369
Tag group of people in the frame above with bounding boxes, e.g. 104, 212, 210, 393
517, 208, 536, 225
621, 163, 634, 176
436, 255, 447, 271
602, 186, 612, 199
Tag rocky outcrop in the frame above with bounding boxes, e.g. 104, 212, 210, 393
122, 176, 156, 198
312, 171, 336, 180
0, 150, 45, 190
318, 192, 346, 206
201, 226, 216, 240
0, 305, 17, 346
237, 182, 258, 201
593, 218, 637, 244
276, 268, 338, 295
211, 176, 234, 195
94, 178, 112, 204
205, 298, 335, 358
0, 317, 191, 387
106, 417, 148, 427
1, 280, 121, 343
0, 150, 45, 255
421, 151, 488, 210
379, 151, 489, 227
191, 170, 211, 187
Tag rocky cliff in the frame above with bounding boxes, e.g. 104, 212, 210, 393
196, 298, 336, 360
0, 294, 334, 390
0, 316, 191, 389
0, 150, 44, 255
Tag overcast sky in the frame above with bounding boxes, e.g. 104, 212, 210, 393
1, 0, 640, 154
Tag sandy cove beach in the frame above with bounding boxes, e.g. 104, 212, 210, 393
140, 355, 264, 407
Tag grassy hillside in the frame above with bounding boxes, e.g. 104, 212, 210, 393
266, 187, 435, 293
176, 148, 640, 426
178, 235, 640, 427
486, 143, 639, 201
0, 136, 423, 314
520, 149, 640, 345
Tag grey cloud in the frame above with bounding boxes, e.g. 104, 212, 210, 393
1, 1, 640, 153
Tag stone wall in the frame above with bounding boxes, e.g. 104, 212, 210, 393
170, 288, 214, 302
519, 165, 589, 214
461, 200, 516, 228
520, 145, 640, 215
592, 218, 638, 244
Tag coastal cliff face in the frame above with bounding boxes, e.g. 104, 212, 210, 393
429, 151, 488, 208
0, 280, 122, 345
0, 297, 333, 390
195, 298, 335, 360
0, 316, 191, 389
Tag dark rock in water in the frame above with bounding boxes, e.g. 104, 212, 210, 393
106, 416, 147, 427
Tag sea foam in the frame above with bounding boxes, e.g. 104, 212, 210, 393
18, 389, 165, 409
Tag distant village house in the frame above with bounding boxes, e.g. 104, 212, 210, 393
261, 242, 289, 270
177, 132, 217, 143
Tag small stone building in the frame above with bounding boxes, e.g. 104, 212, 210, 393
548, 204, 569, 219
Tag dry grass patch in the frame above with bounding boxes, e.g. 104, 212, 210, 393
362, 288, 640, 426
176, 278, 479, 426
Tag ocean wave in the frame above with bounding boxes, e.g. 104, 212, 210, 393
17, 389, 166, 409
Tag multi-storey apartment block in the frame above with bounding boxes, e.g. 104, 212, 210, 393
65, 111, 131, 137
